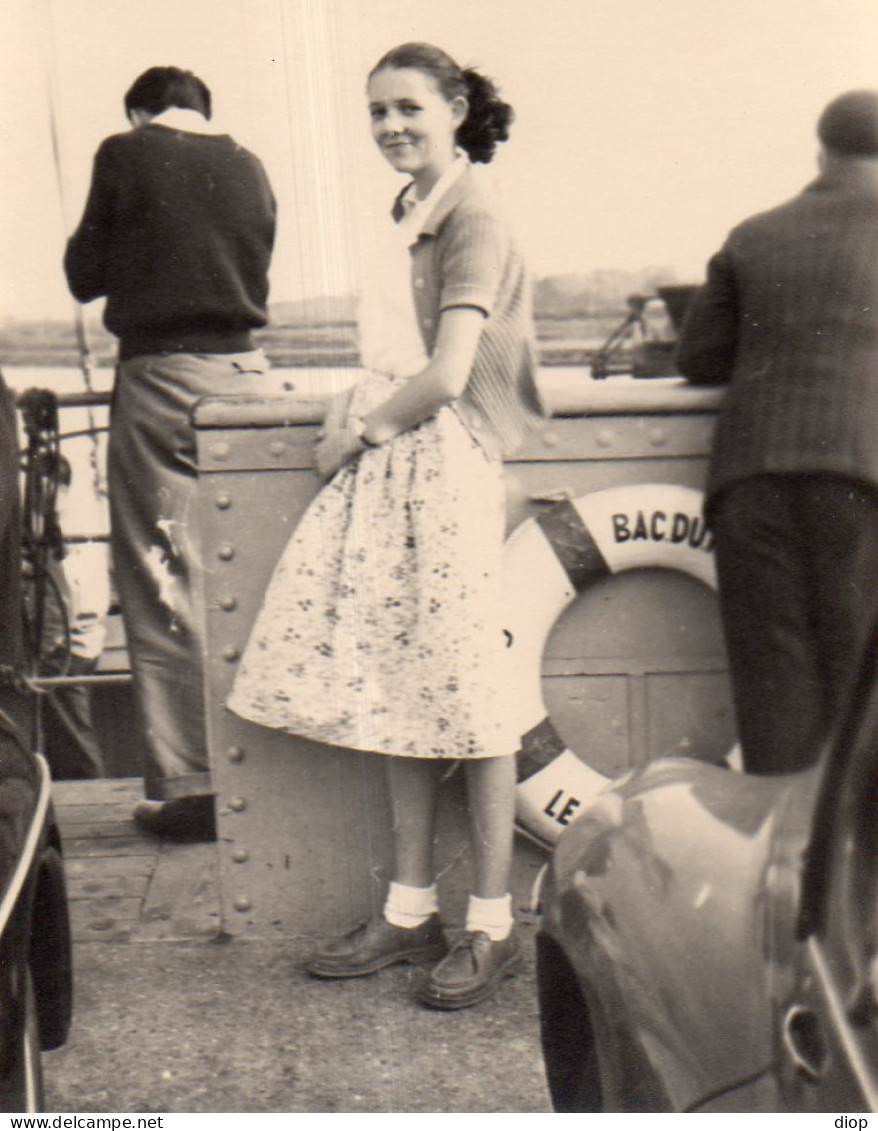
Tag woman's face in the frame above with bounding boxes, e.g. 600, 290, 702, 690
367, 66, 467, 195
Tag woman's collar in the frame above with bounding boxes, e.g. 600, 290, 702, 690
392, 154, 469, 225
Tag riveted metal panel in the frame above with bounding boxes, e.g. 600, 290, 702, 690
515, 411, 717, 464
195, 384, 731, 937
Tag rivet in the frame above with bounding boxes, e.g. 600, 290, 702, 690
211, 442, 231, 461
216, 493, 232, 510
218, 544, 235, 561
268, 440, 286, 457
648, 427, 667, 447
222, 646, 240, 663
227, 745, 245, 763
219, 594, 238, 612
596, 428, 614, 448
231, 848, 250, 864
234, 896, 252, 913
229, 796, 247, 812
542, 431, 559, 448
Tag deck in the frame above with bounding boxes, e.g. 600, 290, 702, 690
46, 778, 553, 1114
53, 778, 220, 943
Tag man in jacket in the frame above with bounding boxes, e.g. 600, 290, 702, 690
676, 90, 878, 775
65, 66, 277, 836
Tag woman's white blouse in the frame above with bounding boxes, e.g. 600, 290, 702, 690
357, 157, 468, 379
356, 212, 428, 379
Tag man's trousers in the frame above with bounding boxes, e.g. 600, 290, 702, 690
711, 473, 878, 774
108, 350, 271, 800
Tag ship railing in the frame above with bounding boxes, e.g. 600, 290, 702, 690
14, 387, 125, 690
18, 374, 727, 695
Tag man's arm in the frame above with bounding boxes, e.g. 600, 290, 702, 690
63, 141, 116, 303
675, 247, 739, 385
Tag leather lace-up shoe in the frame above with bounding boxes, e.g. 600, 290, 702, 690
306, 914, 447, 978
133, 796, 217, 841
419, 929, 521, 1009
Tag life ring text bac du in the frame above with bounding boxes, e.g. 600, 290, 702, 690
502, 483, 722, 849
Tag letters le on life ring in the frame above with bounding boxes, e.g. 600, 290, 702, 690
503, 483, 727, 850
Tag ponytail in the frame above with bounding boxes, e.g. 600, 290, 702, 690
458, 68, 514, 164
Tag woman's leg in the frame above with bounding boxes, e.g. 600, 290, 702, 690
419, 754, 520, 1009
305, 755, 447, 979
463, 754, 516, 899
387, 756, 443, 887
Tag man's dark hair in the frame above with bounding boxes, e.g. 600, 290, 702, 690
124, 66, 212, 120
818, 90, 878, 157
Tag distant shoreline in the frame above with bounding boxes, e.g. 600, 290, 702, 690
0, 348, 610, 368
1, 319, 624, 370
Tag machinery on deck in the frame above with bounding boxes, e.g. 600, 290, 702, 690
591, 283, 699, 380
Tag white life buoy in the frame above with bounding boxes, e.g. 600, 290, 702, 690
504, 482, 736, 849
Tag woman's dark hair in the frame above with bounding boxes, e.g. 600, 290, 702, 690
369, 43, 514, 163
124, 66, 212, 120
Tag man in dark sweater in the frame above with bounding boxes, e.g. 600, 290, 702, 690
676, 90, 878, 776
65, 66, 277, 837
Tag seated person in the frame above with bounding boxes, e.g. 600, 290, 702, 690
40, 456, 109, 780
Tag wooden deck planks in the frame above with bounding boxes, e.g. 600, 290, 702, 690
52, 778, 221, 943
53, 779, 142, 806
132, 842, 220, 942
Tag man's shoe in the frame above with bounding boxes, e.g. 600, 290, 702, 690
306, 914, 447, 978
419, 929, 521, 1010
133, 796, 217, 841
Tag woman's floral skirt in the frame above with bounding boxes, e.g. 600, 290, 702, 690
227, 372, 518, 759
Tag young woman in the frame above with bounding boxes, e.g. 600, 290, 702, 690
228, 42, 545, 1009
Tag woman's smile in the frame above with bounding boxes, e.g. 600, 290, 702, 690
383, 136, 416, 153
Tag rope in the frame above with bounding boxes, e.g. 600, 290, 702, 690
41, 0, 107, 504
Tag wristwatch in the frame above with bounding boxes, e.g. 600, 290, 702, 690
348, 415, 379, 447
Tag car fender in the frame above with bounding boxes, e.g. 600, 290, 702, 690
542, 757, 797, 1111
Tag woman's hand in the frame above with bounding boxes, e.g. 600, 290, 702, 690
314, 421, 364, 480
314, 389, 359, 479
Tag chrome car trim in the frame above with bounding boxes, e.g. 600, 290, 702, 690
0, 754, 51, 939
808, 936, 878, 1110
530, 862, 549, 913
781, 1005, 826, 1082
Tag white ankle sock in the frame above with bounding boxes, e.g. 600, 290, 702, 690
466, 893, 514, 941
384, 881, 439, 929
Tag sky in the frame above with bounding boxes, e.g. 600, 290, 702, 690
2, 0, 878, 324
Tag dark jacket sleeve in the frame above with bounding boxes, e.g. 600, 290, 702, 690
675, 246, 739, 385
259, 163, 278, 251
63, 140, 117, 303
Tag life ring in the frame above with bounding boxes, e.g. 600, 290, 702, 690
503, 482, 736, 849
